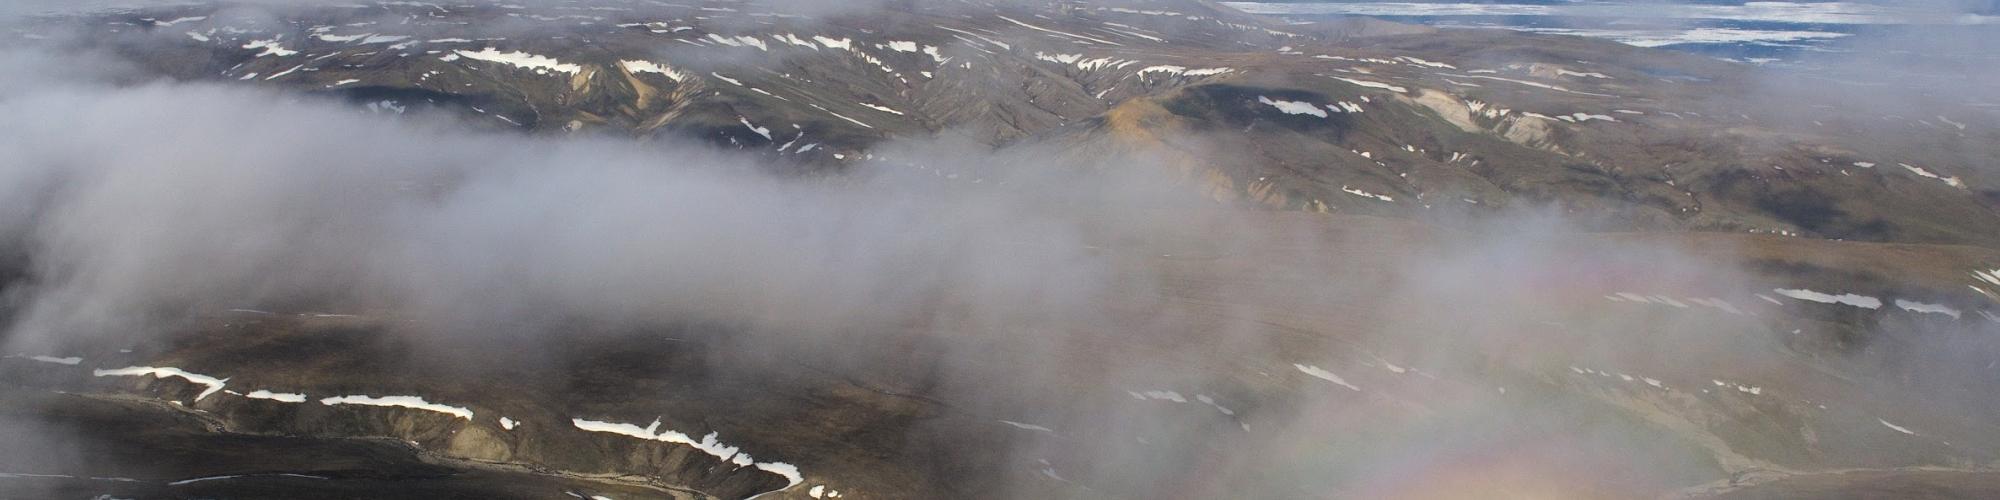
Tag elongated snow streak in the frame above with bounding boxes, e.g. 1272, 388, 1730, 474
0, 471, 140, 482
1438, 73, 1618, 97
1773, 288, 1882, 309
168, 473, 327, 486
573, 417, 805, 492
153, 16, 206, 27
1895, 299, 1961, 319
245, 389, 308, 403
320, 395, 473, 419
1137, 65, 1233, 78
1294, 364, 1361, 391
859, 103, 904, 115
995, 15, 1124, 46
1328, 76, 1407, 93
94, 366, 228, 401
24, 355, 82, 365
1898, 163, 1964, 188
1341, 186, 1393, 202
1399, 56, 1456, 69
265, 64, 305, 80
934, 26, 1009, 50
1972, 269, 2000, 287
1000, 420, 1056, 433
1685, 297, 1745, 315
1879, 419, 1917, 435
808, 104, 873, 129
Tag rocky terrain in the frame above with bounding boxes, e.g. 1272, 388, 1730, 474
18, 0, 1995, 243
3, 0, 1999, 498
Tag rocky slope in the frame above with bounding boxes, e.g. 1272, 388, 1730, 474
16, 0, 1995, 245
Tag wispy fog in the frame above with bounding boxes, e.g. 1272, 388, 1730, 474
2, 1, 1998, 498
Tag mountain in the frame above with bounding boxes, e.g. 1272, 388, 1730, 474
31, 0, 1998, 245
4, 1, 2000, 499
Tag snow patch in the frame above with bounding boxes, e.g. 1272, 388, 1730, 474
1294, 364, 1361, 391
1711, 379, 1763, 395
1341, 185, 1394, 202
1397, 56, 1455, 69
245, 390, 307, 403
1557, 69, 1612, 79
1329, 76, 1406, 93
452, 48, 580, 75
739, 117, 773, 140
320, 395, 473, 419
1895, 299, 1961, 319
572, 417, 803, 489
152, 16, 206, 27
1879, 418, 1918, 435
94, 366, 228, 401
265, 64, 306, 80
756, 462, 804, 488
1773, 288, 1882, 309
705, 34, 769, 50
1257, 96, 1327, 117
619, 60, 687, 81
813, 36, 852, 50
1899, 163, 1964, 188
1000, 420, 1055, 433
20, 355, 82, 365
859, 103, 904, 115
1137, 65, 1232, 78
243, 38, 298, 57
